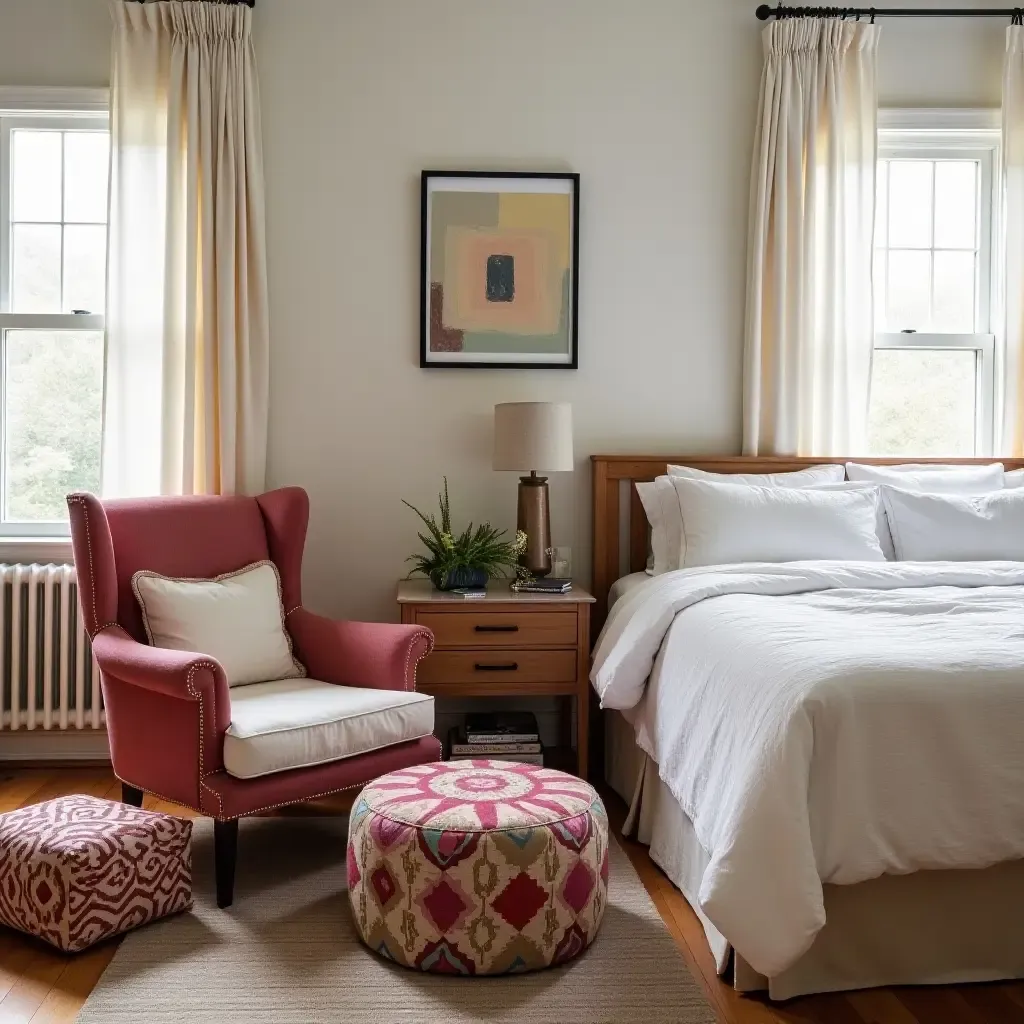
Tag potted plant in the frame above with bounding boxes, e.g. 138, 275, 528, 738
404, 478, 529, 591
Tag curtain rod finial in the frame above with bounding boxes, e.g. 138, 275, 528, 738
756, 4, 774, 19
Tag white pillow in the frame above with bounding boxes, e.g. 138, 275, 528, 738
881, 487, 1024, 561
636, 477, 684, 576
807, 481, 895, 560
132, 561, 305, 688
668, 464, 844, 485
845, 462, 1005, 494
671, 478, 885, 569
1006, 468, 1024, 488
638, 465, 846, 576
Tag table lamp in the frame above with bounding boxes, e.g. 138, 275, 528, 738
493, 402, 574, 578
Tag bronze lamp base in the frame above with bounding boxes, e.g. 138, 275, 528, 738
517, 473, 552, 577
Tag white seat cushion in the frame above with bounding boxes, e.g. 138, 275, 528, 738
223, 678, 435, 780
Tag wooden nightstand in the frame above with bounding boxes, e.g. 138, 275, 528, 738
398, 580, 596, 779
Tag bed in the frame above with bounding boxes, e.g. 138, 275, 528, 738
590, 455, 1024, 1000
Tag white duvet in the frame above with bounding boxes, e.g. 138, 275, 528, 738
591, 562, 1024, 978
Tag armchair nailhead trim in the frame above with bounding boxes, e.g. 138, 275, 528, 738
116, 736, 445, 821
66, 495, 99, 637
406, 629, 434, 691
105, 618, 222, 816
112, 773, 204, 815
184, 659, 225, 817
101, 626, 223, 815
207, 736, 446, 818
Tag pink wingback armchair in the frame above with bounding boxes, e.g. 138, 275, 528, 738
66, 487, 440, 907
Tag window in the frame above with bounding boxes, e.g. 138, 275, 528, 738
869, 111, 1000, 457
0, 102, 108, 535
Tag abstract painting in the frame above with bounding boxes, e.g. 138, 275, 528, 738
420, 172, 579, 368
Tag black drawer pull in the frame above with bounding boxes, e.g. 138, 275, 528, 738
474, 624, 519, 633
474, 662, 519, 672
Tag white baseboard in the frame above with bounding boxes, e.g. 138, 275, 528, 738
0, 728, 110, 762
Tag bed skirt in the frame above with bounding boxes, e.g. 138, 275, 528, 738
606, 709, 1024, 1001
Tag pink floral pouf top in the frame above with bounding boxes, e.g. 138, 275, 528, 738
347, 760, 609, 975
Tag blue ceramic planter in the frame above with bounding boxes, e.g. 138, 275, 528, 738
430, 567, 489, 591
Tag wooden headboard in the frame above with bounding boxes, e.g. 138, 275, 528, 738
590, 454, 1024, 635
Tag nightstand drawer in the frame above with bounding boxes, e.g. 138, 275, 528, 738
416, 610, 577, 648
419, 649, 577, 687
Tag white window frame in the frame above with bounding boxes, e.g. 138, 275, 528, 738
0, 88, 108, 538
874, 108, 1002, 458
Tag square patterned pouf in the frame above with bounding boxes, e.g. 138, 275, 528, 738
0, 794, 192, 952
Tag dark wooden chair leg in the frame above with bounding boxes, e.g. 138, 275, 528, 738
215, 819, 240, 909
121, 783, 144, 807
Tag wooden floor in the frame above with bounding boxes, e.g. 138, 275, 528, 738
3, 768, 1024, 1024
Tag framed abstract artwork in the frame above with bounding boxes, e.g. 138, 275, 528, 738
420, 171, 580, 369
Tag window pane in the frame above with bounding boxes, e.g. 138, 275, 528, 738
11, 131, 62, 222
63, 225, 106, 314
11, 224, 61, 313
933, 250, 976, 332
868, 349, 976, 456
4, 331, 104, 522
64, 132, 109, 223
886, 250, 931, 331
934, 160, 977, 249
888, 161, 933, 248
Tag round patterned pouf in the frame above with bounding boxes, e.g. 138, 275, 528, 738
347, 760, 609, 975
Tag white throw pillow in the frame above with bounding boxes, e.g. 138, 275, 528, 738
881, 487, 1024, 561
671, 478, 885, 569
845, 462, 1005, 494
1006, 468, 1024, 488
133, 561, 305, 687
638, 465, 846, 575
668, 464, 844, 485
807, 482, 895, 560
636, 477, 683, 576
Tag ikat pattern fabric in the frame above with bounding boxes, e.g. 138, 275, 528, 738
0, 794, 192, 952
347, 761, 608, 974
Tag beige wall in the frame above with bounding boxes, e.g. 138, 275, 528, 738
257, 0, 758, 620
0, 0, 1011, 622
880, 1, 1005, 106
0, 0, 110, 88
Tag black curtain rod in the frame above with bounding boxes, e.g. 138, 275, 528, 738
128, 0, 255, 7
756, 5, 1022, 20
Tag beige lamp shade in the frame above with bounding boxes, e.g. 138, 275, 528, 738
493, 402, 574, 473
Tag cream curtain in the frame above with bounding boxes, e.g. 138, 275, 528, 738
1002, 25, 1024, 456
103, 0, 269, 497
743, 19, 880, 456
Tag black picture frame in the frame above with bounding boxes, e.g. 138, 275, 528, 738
420, 170, 580, 370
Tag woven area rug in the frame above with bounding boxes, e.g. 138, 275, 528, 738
77, 816, 714, 1024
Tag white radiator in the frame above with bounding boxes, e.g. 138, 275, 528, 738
0, 564, 101, 732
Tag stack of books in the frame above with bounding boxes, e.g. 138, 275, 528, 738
510, 577, 572, 595
448, 711, 544, 765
